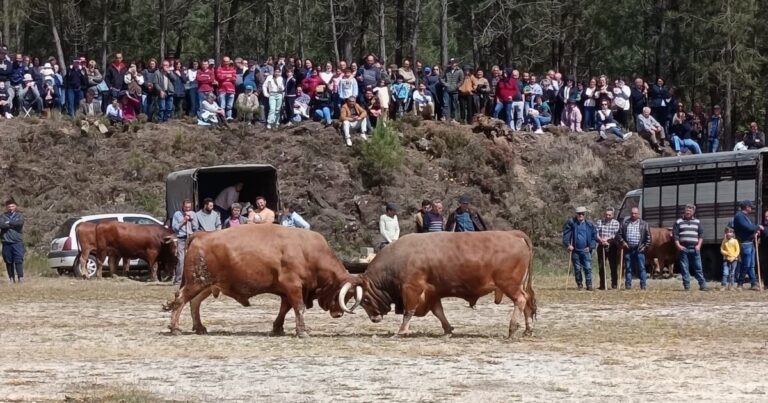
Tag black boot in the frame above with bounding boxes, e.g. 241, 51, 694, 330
14, 262, 24, 280
6, 263, 14, 283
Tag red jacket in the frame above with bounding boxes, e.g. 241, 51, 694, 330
302, 75, 322, 98
196, 68, 214, 93
496, 79, 520, 102
215, 66, 237, 94
121, 95, 141, 121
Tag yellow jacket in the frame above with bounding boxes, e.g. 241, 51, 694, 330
721, 238, 740, 262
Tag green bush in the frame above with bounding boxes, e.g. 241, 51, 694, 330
357, 123, 405, 188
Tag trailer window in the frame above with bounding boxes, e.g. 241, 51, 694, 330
618, 195, 640, 223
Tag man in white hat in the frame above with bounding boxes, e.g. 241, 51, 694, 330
19, 73, 42, 113
562, 206, 598, 290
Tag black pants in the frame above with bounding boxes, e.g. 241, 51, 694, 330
615, 109, 629, 129
284, 95, 296, 123
459, 94, 474, 123
597, 244, 619, 289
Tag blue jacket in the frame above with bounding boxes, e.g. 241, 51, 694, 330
562, 217, 597, 250
733, 210, 759, 243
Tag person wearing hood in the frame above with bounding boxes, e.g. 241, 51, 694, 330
555, 76, 575, 125
65, 59, 88, 116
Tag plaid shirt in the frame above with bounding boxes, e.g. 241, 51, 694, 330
625, 220, 642, 246
596, 218, 620, 242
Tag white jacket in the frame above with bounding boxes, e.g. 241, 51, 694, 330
262, 75, 284, 96
613, 85, 631, 110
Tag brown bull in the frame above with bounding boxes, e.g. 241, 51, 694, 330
646, 227, 677, 278
75, 222, 98, 278
94, 221, 177, 281
342, 230, 536, 339
163, 224, 362, 338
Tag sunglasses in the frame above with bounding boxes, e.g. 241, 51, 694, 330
577, 212, 585, 215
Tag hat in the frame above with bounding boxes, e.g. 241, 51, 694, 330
424, 67, 432, 74
740, 200, 755, 209
575, 206, 588, 214
459, 195, 472, 204
245, 84, 254, 91
449, 58, 457, 64
43, 62, 52, 69
386, 202, 398, 211
23, 74, 33, 82
713, 105, 721, 109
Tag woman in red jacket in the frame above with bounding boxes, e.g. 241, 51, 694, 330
215, 56, 237, 121
301, 66, 323, 99
195, 60, 214, 114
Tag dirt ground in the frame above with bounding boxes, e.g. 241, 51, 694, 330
2, 275, 767, 402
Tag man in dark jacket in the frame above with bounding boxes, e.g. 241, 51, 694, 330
562, 206, 598, 290
414, 199, 432, 233
104, 53, 127, 112
0, 198, 25, 284
630, 78, 647, 130
65, 59, 88, 116
615, 207, 652, 290
0, 48, 14, 102
743, 122, 766, 149
445, 195, 488, 232
732, 200, 763, 290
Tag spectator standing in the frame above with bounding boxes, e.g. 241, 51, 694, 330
672, 204, 708, 291
441, 59, 463, 122
583, 78, 598, 130
153, 60, 175, 122
214, 182, 243, 224
595, 207, 620, 290
104, 53, 127, 112
196, 60, 215, 112
215, 56, 237, 121
721, 227, 740, 291
707, 105, 724, 153
458, 66, 477, 123
372, 78, 390, 122
650, 77, 670, 134
223, 203, 248, 229
195, 198, 222, 232
356, 55, 381, 103
562, 206, 598, 291
424, 200, 445, 232
554, 77, 575, 126
378, 203, 400, 250
0, 198, 25, 284
170, 61, 186, 118
280, 203, 311, 229
445, 195, 488, 232
142, 59, 160, 120
283, 68, 297, 124
185, 60, 199, 116
171, 199, 198, 285
615, 207, 652, 290
630, 78, 648, 130
612, 79, 631, 128
249, 196, 275, 224
85, 60, 103, 97
0, 48, 13, 102
398, 59, 416, 86
65, 59, 88, 116
262, 68, 284, 130
414, 199, 432, 233
732, 200, 763, 290
495, 69, 522, 130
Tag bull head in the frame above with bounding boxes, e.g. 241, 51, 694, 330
338, 282, 363, 314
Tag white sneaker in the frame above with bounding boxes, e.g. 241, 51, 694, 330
266, 124, 272, 130
622, 132, 633, 141
345, 137, 352, 147
5, 113, 12, 119
361, 133, 368, 140
599, 131, 607, 139
534, 128, 544, 134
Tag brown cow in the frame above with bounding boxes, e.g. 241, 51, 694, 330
343, 230, 536, 339
94, 221, 177, 281
75, 222, 98, 279
163, 224, 362, 338
645, 227, 677, 278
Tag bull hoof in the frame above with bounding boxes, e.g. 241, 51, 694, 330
392, 332, 409, 338
169, 327, 182, 336
194, 326, 208, 335
442, 333, 453, 339
270, 328, 286, 337
296, 331, 310, 339
504, 334, 520, 342
523, 329, 533, 338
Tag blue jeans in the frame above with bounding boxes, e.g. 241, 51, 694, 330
529, 115, 551, 129
678, 247, 706, 289
218, 93, 234, 119
157, 96, 174, 122
672, 136, 702, 154
314, 107, 332, 124
495, 101, 524, 130
722, 260, 738, 286
442, 91, 459, 120
187, 89, 199, 116
2, 241, 24, 281
708, 138, 719, 153
738, 242, 757, 287
571, 249, 593, 288
66, 89, 82, 116
144, 93, 157, 120
584, 106, 595, 130
267, 93, 283, 126
625, 247, 647, 289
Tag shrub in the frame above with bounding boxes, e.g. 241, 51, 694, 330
357, 124, 405, 188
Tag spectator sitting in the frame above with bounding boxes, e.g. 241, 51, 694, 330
340, 96, 369, 146
671, 113, 702, 155
199, 92, 228, 127
235, 84, 259, 124
119, 91, 141, 122
312, 86, 333, 126
596, 99, 631, 141
223, 203, 248, 229
527, 95, 551, 134
561, 98, 582, 132
19, 74, 42, 114
378, 202, 400, 250
0, 81, 11, 119
412, 82, 434, 120
636, 106, 664, 153
39, 63, 54, 87
423, 200, 445, 232
293, 86, 311, 122
106, 97, 124, 124
78, 89, 108, 134
280, 203, 311, 229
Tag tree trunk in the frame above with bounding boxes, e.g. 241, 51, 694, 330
410, 0, 421, 66
470, 8, 478, 68
378, 0, 386, 65
101, 0, 109, 72
3, 0, 9, 48
329, 0, 340, 65
358, 2, 370, 60
654, 0, 667, 78
159, 0, 167, 60
440, 0, 448, 67
47, 0, 66, 75
213, 0, 221, 61
224, 0, 241, 56
395, 0, 405, 64
264, 6, 272, 59
298, 0, 305, 60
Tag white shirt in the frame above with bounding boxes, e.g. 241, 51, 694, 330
262, 74, 284, 96
214, 185, 239, 209
379, 214, 400, 243
613, 85, 631, 110
413, 90, 433, 106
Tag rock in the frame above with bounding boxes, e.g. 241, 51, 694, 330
416, 138, 431, 151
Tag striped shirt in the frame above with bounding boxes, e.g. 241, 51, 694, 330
626, 220, 641, 246
596, 218, 620, 241
673, 217, 702, 247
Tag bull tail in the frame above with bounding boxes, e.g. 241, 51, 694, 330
162, 290, 182, 312
519, 233, 537, 319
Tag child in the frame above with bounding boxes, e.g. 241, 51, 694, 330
390, 75, 410, 119
720, 226, 740, 290
372, 79, 390, 121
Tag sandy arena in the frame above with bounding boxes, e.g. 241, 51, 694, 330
2, 276, 767, 402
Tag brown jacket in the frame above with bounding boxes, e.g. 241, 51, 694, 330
340, 103, 367, 121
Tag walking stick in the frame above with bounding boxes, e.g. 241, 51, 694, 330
756, 234, 763, 292
619, 247, 625, 290
565, 250, 573, 290
602, 245, 608, 290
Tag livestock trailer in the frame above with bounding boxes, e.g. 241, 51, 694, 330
165, 164, 280, 221
619, 149, 768, 276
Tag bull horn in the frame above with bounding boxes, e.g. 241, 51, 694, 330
349, 285, 363, 311
338, 282, 355, 313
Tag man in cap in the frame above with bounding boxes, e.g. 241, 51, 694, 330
235, 83, 259, 123
19, 73, 42, 113
673, 204, 708, 291
562, 207, 598, 290
0, 198, 25, 283
378, 202, 400, 250
732, 200, 764, 290
445, 195, 489, 232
